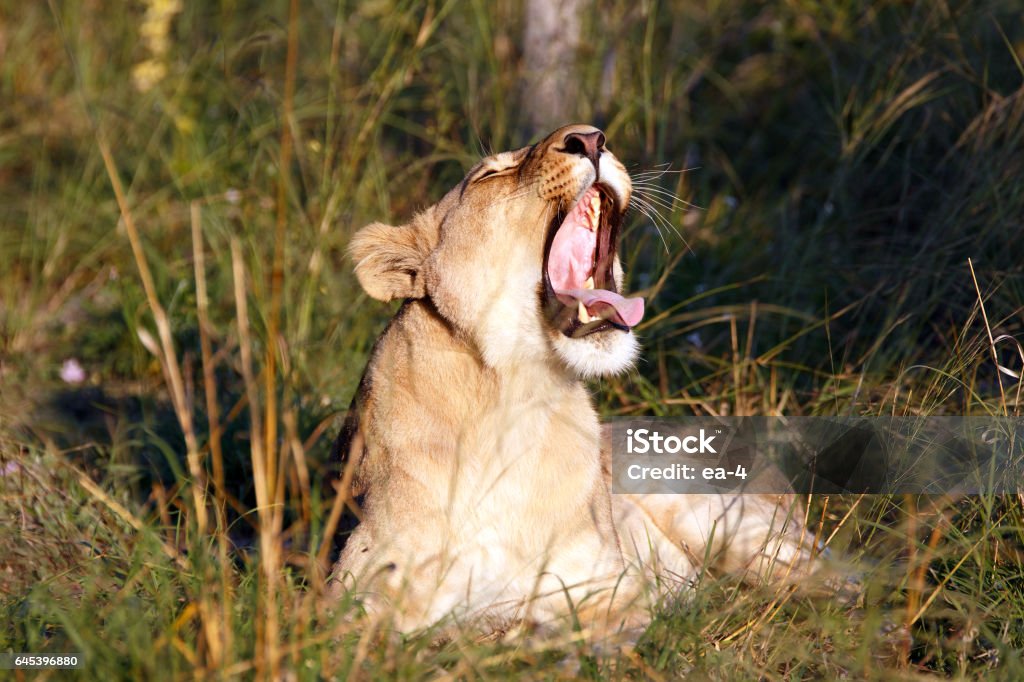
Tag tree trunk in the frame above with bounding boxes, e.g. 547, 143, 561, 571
521, 0, 587, 137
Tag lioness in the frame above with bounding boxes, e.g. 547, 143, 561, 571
329, 125, 823, 639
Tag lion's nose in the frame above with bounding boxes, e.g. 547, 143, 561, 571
563, 130, 605, 162
563, 129, 605, 179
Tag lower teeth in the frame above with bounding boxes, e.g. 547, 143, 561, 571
578, 301, 592, 324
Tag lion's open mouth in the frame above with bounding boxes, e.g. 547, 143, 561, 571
542, 185, 644, 337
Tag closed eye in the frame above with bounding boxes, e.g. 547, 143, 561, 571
472, 166, 515, 183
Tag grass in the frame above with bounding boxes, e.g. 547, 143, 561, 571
1, 0, 1023, 678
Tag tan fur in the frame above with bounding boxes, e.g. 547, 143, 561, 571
328, 125, 823, 640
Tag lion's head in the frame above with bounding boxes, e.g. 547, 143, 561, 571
349, 124, 643, 377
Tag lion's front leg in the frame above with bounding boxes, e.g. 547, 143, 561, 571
329, 500, 493, 634
511, 536, 649, 649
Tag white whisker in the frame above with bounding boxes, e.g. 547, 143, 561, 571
631, 164, 701, 180
633, 188, 680, 212
631, 194, 691, 253
635, 187, 702, 213
631, 196, 676, 236
631, 201, 670, 253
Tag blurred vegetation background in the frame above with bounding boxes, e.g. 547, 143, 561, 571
1, 0, 1023, 679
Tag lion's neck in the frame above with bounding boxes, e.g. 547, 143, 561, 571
375, 298, 593, 425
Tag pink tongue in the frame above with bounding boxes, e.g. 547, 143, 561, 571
557, 288, 645, 328
547, 198, 596, 292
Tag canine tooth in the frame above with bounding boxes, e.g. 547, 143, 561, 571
578, 301, 592, 323
584, 276, 595, 290
585, 195, 600, 230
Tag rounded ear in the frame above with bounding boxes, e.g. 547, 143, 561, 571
348, 212, 436, 301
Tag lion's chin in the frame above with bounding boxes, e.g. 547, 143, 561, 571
551, 328, 639, 378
